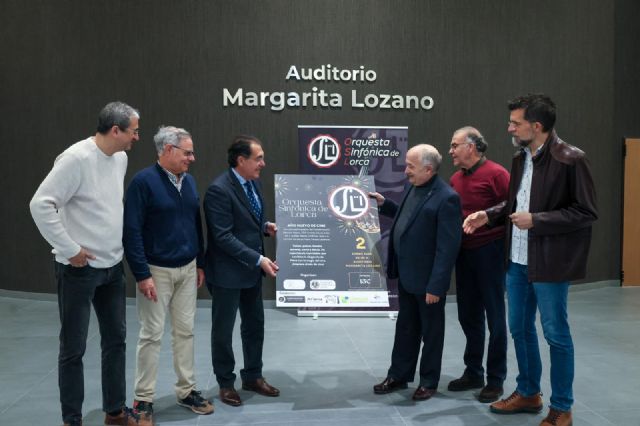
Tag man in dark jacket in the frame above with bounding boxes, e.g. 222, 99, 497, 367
464, 94, 597, 426
370, 144, 462, 402
203, 135, 280, 407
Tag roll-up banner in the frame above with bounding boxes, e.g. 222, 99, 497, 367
281, 125, 408, 315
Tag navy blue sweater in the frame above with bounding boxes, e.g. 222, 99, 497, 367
123, 163, 204, 281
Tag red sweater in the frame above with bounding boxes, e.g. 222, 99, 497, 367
450, 159, 509, 249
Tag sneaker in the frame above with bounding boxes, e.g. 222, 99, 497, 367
490, 390, 543, 414
447, 373, 485, 391
133, 400, 153, 426
104, 407, 139, 426
477, 384, 504, 403
540, 408, 573, 426
177, 390, 214, 415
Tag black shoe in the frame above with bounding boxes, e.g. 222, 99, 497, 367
476, 384, 504, 403
447, 373, 484, 391
373, 377, 408, 394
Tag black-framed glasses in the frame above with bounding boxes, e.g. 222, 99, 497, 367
171, 144, 195, 157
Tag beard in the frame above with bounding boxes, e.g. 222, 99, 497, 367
512, 136, 532, 148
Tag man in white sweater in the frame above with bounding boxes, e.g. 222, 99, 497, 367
30, 101, 141, 426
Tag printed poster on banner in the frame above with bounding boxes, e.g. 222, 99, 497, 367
275, 174, 388, 308
297, 125, 408, 312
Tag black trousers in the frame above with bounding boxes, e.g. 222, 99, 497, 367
455, 238, 507, 386
210, 283, 264, 388
388, 281, 446, 389
55, 261, 127, 424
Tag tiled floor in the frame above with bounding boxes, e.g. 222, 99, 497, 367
0, 284, 638, 425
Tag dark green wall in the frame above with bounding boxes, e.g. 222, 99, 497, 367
2, 0, 635, 296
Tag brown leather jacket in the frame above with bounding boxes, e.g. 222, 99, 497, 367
486, 131, 598, 282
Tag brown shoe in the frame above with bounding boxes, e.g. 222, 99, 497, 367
412, 386, 437, 401
540, 408, 573, 426
219, 387, 242, 406
242, 377, 280, 397
490, 390, 543, 414
373, 377, 408, 394
104, 407, 139, 426
477, 384, 504, 403
63, 421, 82, 426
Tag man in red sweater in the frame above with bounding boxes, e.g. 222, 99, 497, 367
448, 126, 510, 403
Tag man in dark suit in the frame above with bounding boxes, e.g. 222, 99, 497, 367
203, 135, 280, 407
370, 144, 462, 401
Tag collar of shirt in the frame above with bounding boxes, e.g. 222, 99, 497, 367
158, 162, 183, 188
462, 156, 486, 175
521, 143, 545, 159
231, 167, 249, 186
232, 167, 258, 200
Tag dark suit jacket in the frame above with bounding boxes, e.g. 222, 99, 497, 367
203, 168, 267, 289
379, 175, 462, 297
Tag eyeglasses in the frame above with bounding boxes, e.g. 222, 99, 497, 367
121, 127, 140, 135
449, 142, 471, 150
171, 144, 195, 157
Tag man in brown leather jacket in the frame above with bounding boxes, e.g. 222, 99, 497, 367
463, 94, 597, 426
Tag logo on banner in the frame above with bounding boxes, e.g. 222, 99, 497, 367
328, 185, 369, 220
308, 135, 340, 168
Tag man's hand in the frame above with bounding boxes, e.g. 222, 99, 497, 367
260, 256, 279, 278
509, 212, 533, 230
138, 277, 158, 302
425, 293, 440, 304
265, 221, 278, 237
68, 247, 96, 267
196, 268, 205, 288
462, 211, 488, 234
368, 192, 385, 206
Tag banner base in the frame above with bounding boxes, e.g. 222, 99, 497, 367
297, 310, 397, 319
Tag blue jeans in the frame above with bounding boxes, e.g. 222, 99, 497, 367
506, 261, 573, 412
55, 261, 127, 424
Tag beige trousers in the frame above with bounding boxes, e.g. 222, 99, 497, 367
134, 259, 197, 401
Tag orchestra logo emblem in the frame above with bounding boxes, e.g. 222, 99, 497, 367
328, 185, 369, 220
308, 134, 340, 168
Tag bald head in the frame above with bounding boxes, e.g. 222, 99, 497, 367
405, 144, 441, 186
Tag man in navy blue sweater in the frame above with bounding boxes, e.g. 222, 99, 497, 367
123, 126, 213, 425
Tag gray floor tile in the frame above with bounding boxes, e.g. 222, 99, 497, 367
1, 285, 638, 425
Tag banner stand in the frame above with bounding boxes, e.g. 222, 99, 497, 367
295, 125, 409, 316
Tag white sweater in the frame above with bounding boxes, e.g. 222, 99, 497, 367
30, 137, 128, 268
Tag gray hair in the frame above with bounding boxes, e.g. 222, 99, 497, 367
153, 126, 192, 154
96, 101, 139, 134
411, 144, 442, 172
454, 126, 488, 153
